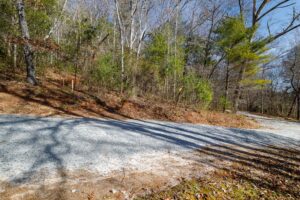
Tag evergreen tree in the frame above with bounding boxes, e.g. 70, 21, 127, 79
215, 16, 269, 112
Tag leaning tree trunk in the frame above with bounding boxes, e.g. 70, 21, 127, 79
287, 94, 297, 117
16, 0, 37, 85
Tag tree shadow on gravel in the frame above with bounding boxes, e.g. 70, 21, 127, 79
0, 117, 74, 200
0, 116, 300, 199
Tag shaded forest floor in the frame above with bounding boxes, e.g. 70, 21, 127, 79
0, 70, 258, 129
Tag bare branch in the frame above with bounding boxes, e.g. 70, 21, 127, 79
268, 9, 300, 43
255, 0, 292, 24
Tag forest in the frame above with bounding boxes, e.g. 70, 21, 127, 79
1, 0, 300, 120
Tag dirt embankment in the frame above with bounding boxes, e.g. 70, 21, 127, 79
0, 72, 258, 129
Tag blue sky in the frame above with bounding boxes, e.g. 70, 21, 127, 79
256, 0, 300, 88
259, 0, 300, 52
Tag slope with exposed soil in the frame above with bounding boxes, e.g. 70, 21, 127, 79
0, 71, 258, 129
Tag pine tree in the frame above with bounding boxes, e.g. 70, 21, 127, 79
215, 16, 270, 112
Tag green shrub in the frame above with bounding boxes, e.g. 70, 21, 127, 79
219, 95, 232, 111
183, 73, 213, 108
92, 53, 120, 89
195, 79, 213, 108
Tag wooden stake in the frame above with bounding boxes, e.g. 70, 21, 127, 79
71, 79, 74, 92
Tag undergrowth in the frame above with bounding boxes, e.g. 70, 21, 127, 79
136, 170, 296, 200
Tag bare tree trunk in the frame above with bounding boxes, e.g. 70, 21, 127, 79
13, 44, 17, 70
113, 16, 116, 64
223, 62, 230, 112
129, 0, 137, 50
16, 0, 37, 85
44, 0, 69, 40
12, 15, 18, 71
7, 40, 11, 58
287, 94, 297, 117
297, 94, 300, 120
203, 5, 216, 69
167, 30, 171, 99
173, 2, 179, 101
120, 37, 125, 94
115, 0, 125, 94
74, 20, 81, 91
232, 65, 245, 113
261, 68, 265, 114
261, 89, 264, 114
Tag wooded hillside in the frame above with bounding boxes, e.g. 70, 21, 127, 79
1, 0, 300, 119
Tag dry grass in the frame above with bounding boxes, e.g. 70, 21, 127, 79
0, 70, 258, 129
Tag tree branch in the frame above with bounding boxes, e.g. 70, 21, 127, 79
256, 0, 291, 23
267, 10, 300, 43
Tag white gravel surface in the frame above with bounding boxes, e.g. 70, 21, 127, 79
239, 112, 300, 140
0, 114, 299, 184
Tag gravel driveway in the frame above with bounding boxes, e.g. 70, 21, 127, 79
0, 114, 299, 185
239, 112, 300, 140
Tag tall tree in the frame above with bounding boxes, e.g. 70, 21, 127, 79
228, 0, 300, 112
16, 0, 37, 85
215, 16, 269, 112
283, 45, 300, 120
